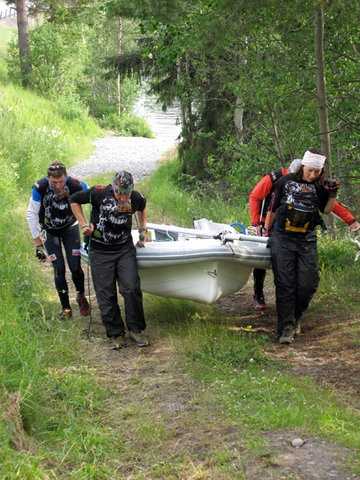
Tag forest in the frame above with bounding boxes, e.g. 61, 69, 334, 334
5, 0, 360, 214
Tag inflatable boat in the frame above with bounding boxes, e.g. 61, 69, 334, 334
80, 219, 271, 304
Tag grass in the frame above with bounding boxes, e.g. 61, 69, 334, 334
1, 79, 360, 478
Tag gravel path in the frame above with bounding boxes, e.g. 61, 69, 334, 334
68, 104, 181, 183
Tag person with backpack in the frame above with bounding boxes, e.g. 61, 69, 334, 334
249, 159, 359, 311
26, 162, 90, 320
266, 149, 340, 344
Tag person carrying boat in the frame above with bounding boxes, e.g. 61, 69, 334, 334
249, 159, 359, 311
69, 170, 150, 348
26, 162, 91, 320
265, 149, 339, 344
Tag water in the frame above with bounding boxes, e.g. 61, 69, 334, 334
134, 95, 182, 147
68, 96, 182, 182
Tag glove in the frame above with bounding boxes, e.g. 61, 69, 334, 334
349, 220, 360, 233
35, 245, 47, 262
136, 228, 146, 247
323, 178, 339, 198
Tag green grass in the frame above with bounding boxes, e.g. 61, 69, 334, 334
0, 23, 15, 57
0, 83, 102, 190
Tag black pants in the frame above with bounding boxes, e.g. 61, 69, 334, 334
89, 243, 146, 338
45, 224, 85, 309
270, 230, 319, 334
253, 268, 266, 299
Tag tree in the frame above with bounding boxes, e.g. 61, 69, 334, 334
9, 0, 32, 87
315, 2, 331, 176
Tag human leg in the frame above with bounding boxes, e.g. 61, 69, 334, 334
294, 239, 320, 323
62, 225, 90, 315
90, 249, 126, 337
45, 232, 70, 313
115, 243, 147, 342
271, 231, 298, 338
253, 268, 267, 310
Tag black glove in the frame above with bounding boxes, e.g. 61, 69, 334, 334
323, 178, 339, 198
35, 245, 47, 262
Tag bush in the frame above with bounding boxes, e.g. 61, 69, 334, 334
97, 112, 153, 138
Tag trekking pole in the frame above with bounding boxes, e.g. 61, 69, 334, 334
85, 192, 93, 340
85, 235, 93, 341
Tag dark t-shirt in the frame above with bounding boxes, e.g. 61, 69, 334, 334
70, 185, 146, 250
270, 173, 329, 234
32, 176, 86, 234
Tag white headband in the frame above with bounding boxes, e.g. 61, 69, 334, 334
301, 150, 326, 169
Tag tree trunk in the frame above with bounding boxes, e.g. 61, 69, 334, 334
233, 95, 243, 142
315, 2, 331, 176
116, 16, 123, 116
15, 0, 32, 88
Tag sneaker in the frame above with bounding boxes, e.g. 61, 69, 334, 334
294, 321, 301, 335
279, 325, 295, 344
76, 295, 90, 316
59, 308, 72, 320
254, 296, 268, 311
110, 332, 127, 350
128, 331, 150, 347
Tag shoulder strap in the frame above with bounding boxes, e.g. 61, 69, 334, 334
33, 177, 49, 199
268, 169, 284, 192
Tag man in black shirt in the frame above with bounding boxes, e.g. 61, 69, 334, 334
70, 170, 149, 347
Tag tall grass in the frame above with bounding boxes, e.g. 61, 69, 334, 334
0, 82, 102, 476
141, 159, 251, 227
0, 83, 101, 189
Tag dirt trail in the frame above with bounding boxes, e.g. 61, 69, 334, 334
67, 269, 360, 480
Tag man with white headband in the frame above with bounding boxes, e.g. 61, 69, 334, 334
265, 148, 339, 345
249, 156, 359, 312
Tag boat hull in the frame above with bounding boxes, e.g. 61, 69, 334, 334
138, 257, 253, 303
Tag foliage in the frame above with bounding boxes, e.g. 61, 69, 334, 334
97, 111, 154, 137
5, 9, 142, 119
102, 0, 360, 214
4, 1, 360, 212
143, 155, 250, 227
6, 20, 88, 98
0, 82, 101, 189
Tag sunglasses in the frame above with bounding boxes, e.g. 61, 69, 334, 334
114, 186, 132, 194
48, 164, 66, 171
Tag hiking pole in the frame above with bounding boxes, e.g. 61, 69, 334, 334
85, 192, 93, 341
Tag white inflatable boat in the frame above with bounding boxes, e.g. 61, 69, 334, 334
80, 219, 271, 304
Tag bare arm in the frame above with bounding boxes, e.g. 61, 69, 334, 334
136, 208, 147, 231
323, 197, 336, 215
70, 202, 94, 235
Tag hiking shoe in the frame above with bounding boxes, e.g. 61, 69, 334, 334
76, 295, 90, 316
110, 332, 127, 350
295, 321, 301, 335
254, 296, 268, 311
128, 331, 150, 347
279, 325, 295, 344
59, 308, 72, 320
